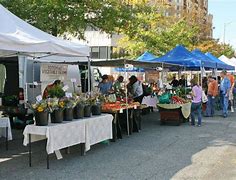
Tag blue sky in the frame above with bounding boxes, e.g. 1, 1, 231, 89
209, 0, 236, 48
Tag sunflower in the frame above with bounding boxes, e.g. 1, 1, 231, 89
59, 101, 65, 108
37, 106, 44, 112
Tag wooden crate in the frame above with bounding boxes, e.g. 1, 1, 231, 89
159, 107, 182, 126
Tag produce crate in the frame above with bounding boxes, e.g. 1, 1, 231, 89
159, 107, 183, 126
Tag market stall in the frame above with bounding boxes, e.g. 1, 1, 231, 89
0, 4, 91, 129
23, 114, 113, 169
81, 58, 181, 136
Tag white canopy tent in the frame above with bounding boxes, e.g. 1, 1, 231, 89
219, 55, 236, 71
0, 4, 89, 60
0, 4, 91, 95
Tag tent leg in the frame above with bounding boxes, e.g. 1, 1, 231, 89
125, 67, 129, 136
87, 56, 91, 93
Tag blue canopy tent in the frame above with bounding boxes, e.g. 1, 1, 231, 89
192, 49, 218, 69
114, 67, 145, 72
146, 45, 216, 70
137, 51, 158, 61
205, 52, 234, 70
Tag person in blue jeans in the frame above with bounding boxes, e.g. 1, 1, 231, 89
220, 71, 231, 118
190, 79, 202, 126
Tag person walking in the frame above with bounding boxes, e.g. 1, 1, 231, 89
227, 72, 235, 112
220, 71, 231, 118
190, 79, 202, 127
128, 75, 143, 103
205, 76, 218, 117
98, 74, 113, 95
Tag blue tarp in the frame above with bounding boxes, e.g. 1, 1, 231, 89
114, 67, 145, 72
145, 45, 216, 69
137, 51, 158, 61
192, 49, 217, 68
205, 52, 234, 70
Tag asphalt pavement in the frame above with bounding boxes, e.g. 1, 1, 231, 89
1, 110, 236, 180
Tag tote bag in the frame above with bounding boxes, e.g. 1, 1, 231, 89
202, 90, 208, 103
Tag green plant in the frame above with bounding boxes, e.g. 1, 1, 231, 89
28, 100, 50, 113
47, 85, 65, 98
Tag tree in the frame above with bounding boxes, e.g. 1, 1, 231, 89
0, 0, 133, 38
117, 2, 200, 58
192, 39, 235, 58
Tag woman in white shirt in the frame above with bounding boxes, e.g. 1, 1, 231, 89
128, 75, 143, 103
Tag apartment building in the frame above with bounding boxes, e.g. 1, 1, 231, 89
79, 0, 213, 59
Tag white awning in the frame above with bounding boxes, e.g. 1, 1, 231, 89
0, 5, 89, 61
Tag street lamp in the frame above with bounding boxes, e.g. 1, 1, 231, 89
223, 21, 233, 45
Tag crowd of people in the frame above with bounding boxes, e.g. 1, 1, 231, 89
170, 75, 187, 87
190, 70, 236, 127
98, 74, 145, 103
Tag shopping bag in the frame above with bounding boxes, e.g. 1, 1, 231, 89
202, 91, 208, 103
159, 93, 171, 104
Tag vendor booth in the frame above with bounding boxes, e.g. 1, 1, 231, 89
0, 5, 116, 169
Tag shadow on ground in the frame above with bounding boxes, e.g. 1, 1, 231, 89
1, 111, 236, 180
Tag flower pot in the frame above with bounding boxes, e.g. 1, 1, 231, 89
91, 104, 101, 115
64, 108, 74, 121
84, 105, 91, 117
51, 109, 63, 123
35, 111, 48, 126
73, 103, 84, 119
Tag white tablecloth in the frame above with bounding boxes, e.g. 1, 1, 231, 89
23, 114, 113, 154
142, 96, 158, 108
0, 117, 12, 140
84, 115, 113, 151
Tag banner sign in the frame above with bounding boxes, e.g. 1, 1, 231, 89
40, 63, 68, 82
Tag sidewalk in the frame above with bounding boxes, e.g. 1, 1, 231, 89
0, 111, 236, 180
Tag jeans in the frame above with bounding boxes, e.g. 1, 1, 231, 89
191, 102, 202, 125
206, 95, 215, 117
220, 93, 229, 117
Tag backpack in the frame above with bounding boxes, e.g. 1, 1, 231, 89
142, 84, 152, 96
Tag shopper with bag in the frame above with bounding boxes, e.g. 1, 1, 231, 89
190, 79, 202, 127
205, 76, 218, 117
220, 71, 231, 118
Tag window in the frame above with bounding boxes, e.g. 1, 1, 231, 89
90, 46, 111, 59
99, 47, 107, 59
90, 47, 99, 59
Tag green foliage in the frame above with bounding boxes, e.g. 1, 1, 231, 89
117, 2, 200, 58
47, 85, 65, 98
192, 39, 235, 58
0, 0, 133, 38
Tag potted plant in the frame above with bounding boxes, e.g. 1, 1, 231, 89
63, 97, 77, 121
28, 100, 49, 126
47, 84, 65, 98
73, 95, 84, 119
48, 98, 64, 123
90, 94, 103, 116
83, 94, 92, 117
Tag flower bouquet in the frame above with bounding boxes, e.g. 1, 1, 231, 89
62, 96, 78, 121
89, 93, 103, 116
48, 98, 64, 123
28, 100, 49, 126
73, 95, 85, 119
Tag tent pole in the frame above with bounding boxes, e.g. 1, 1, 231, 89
32, 60, 36, 101
87, 56, 91, 93
161, 63, 164, 82
124, 63, 130, 136
184, 66, 186, 95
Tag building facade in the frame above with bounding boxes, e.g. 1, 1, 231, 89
79, 0, 213, 59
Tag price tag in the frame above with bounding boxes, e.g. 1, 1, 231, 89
36, 95, 42, 102
33, 82, 38, 85
134, 105, 137, 109
62, 85, 69, 92
71, 78, 77, 83
119, 109, 123, 113
65, 92, 73, 98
